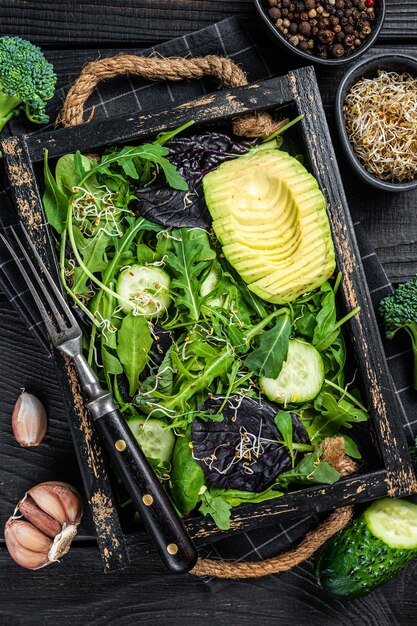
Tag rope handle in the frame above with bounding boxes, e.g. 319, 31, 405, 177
60, 53, 356, 578
58, 53, 286, 137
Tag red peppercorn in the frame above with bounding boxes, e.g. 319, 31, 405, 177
365, 0, 375, 6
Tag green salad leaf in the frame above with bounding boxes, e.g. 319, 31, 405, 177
166, 228, 216, 321
274, 410, 295, 467
118, 314, 153, 396
170, 433, 205, 514
244, 311, 291, 377
275, 449, 340, 489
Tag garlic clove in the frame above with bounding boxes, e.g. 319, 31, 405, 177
5, 481, 83, 570
28, 482, 67, 526
12, 391, 47, 447
52, 482, 83, 525
5, 519, 52, 570
18, 495, 61, 538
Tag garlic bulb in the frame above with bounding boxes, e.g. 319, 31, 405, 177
12, 391, 47, 447
4, 481, 83, 570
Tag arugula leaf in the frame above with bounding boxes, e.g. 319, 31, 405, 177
313, 282, 337, 349
308, 391, 369, 444
275, 449, 340, 489
166, 228, 215, 320
199, 487, 232, 530
117, 314, 153, 396
154, 120, 195, 146
198, 484, 284, 530
99, 144, 188, 191
244, 311, 291, 377
341, 434, 361, 459
42, 150, 68, 234
275, 410, 295, 467
71, 229, 112, 295
170, 432, 205, 513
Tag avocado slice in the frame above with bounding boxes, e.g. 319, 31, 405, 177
203, 149, 336, 304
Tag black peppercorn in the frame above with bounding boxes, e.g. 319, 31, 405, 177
331, 43, 345, 57
289, 21, 299, 33
298, 40, 309, 50
300, 10, 309, 18
312, 26, 319, 35
336, 30, 346, 40
268, 7, 282, 19
318, 29, 335, 43
282, 0, 291, 7
344, 23, 354, 33
329, 15, 339, 26
304, 0, 315, 8
318, 16, 331, 28
298, 20, 312, 34
344, 33, 355, 46
296, 1, 305, 10
282, 8, 289, 15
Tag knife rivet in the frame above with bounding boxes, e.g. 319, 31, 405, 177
167, 543, 178, 555
142, 494, 154, 506
115, 439, 126, 452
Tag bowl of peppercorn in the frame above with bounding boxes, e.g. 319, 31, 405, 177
255, 0, 385, 64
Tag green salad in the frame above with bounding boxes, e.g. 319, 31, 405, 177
42, 121, 369, 530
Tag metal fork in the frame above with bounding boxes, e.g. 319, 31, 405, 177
1, 225, 197, 574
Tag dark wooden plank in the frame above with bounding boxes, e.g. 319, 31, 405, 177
0, 0, 415, 45
0, 543, 416, 625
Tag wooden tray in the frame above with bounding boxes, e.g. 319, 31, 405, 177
2, 66, 416, 572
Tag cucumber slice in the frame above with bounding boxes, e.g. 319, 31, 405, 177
127, 417, 175, 464
117, 264, 171, 318
365, 498, 417, 549
259, 339, 324, 404
316, 498, 417, 599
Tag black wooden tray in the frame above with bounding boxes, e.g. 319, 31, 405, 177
2, 66, 416, 573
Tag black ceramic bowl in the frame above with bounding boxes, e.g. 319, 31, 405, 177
335, 53, 417, 192
253, 0, 386, 66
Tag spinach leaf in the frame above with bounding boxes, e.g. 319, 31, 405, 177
55, 152, 93, 197
275, 449, 340, 489
117, 314, 153, 396
170, 432, 205, 514
43, 150, 68, 234
244, 311, 291, 377
166, 228, 215, 321
275, 410, 295, 467
102, 344, 123, 376
341, 434, 361, 459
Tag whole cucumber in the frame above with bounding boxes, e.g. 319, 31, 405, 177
316, 498, 417, 599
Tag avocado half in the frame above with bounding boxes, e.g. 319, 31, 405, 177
203, 150, 336, 304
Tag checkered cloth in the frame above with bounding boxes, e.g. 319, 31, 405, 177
0, 17, 415, 588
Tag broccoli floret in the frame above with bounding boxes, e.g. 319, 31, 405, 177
379, 276, 417, 389
0, 36, 56, 132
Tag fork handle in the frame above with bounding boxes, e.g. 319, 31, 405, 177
94, 409, 198, 574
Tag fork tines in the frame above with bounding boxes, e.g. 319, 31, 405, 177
0, 224, 79, 344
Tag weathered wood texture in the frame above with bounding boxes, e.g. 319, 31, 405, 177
0, 543, 417, 626
0, 0, 416, 45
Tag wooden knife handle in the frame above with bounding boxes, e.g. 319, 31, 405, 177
94, 409, 198, 574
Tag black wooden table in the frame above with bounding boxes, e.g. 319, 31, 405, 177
1, 2, 417, 624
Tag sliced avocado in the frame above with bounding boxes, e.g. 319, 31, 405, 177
203, 150, 336, 304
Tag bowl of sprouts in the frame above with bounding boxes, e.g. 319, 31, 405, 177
336, 53, 417, 191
